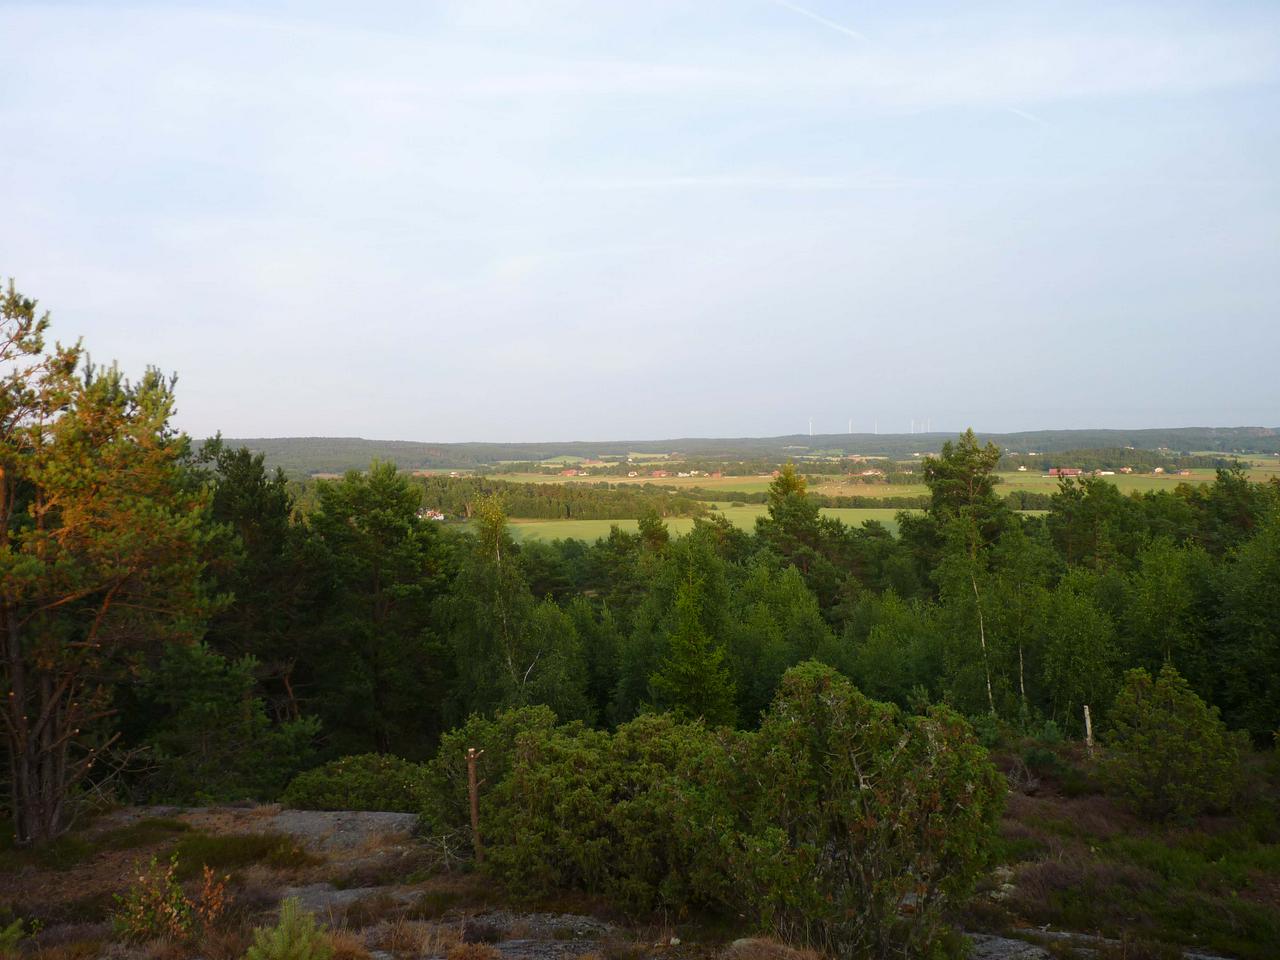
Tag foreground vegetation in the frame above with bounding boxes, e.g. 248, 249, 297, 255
2, 280, 1278, 957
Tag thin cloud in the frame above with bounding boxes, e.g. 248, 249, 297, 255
1005, 105, 1053, 128
767, 0, 867, 42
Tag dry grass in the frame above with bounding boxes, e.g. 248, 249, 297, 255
372, 918, 445, 954
326, 927, 373, 960
197, 923, 255, 960
343, 891, 403, 928
27, 941, 104, 960
721, 937, 824, 960
447, 943, 502, 960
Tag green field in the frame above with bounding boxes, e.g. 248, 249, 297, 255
495, 471, 779, 494
507, 505, 912, 542
505, 504, 1053, 543
488, 464, 1273, 501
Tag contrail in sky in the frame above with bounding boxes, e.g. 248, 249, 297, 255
768, 0, 867, 42
1005, 105, 1053, 128
768, 0, 1053, 130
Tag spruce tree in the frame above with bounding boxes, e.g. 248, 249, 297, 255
649, 572, 736, 726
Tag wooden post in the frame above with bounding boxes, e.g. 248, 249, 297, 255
466, 747, 484, 863
1083, 704, 1094, 758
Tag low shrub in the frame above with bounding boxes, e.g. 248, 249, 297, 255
246, 897, 332, 960
485, 712, 744, 913
95, 817, 190, 852
0, 918, 30, 958
1022, 745, 1061, 775
431, 662, 1004, 956
741, 662, 1005, 959
1037, 719, 1063, 745
423, 705, 560, 833
172, 832, 314, 878
283, 753, 431, 812
111, 854, 228, 943
1102, 664, 1247, 822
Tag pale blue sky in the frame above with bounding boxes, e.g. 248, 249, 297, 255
2, 0, 1278, 441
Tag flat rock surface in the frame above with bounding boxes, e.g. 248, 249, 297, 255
967, 935, 1051, 959
259, 808, 419, 850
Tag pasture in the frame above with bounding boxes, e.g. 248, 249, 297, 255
507, 505, 912, 542
493, 466, 1249, 501
495, 470, 780, 495
809, 467, 1245, 498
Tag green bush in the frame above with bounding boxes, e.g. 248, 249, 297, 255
245, 897, 332, 960
0, 917, 35, 958
283, 753, 430, 812
428, 662, 1004, 955
111, 854, 192, 942
1023, 745, 1061, 775
141, 642, 319, 804
1038, 719, 1064, 745
422, 705, 560, 833
741, 662, 1005, 959
1102, 664, 1247, 822
172, 832, 314, 877
485, 712, 743, 912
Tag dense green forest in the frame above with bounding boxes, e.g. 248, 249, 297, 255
411, 475, 707, 520
3, 283, 1279, 957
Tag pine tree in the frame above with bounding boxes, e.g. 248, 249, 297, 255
0, 281, 217, 844
649, 572, 736, 726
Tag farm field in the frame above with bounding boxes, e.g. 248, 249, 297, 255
799, 467, 1267, 498
507, 504, 911, 542
490, 467, 1242, 500
493, 471, 780, 494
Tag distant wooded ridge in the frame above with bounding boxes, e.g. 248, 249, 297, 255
220, 427, 1280, 475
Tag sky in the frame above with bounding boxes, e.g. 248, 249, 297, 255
1, 0, 1278, 442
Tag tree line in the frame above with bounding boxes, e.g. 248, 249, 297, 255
997, 447, 1231, 472
410, 475, 706, 520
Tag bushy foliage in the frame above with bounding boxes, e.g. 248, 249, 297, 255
741, 662, 1005, 959
283, 753, 430, 812
245, 897, 333, 960
0, 918, 31, 958
423, 705, 560, 835
1102, 664, 1247, 822
434, 663, 1003, 954
485, 712, 744, 912
141, 642, 319, 804
111, 854, 228, 943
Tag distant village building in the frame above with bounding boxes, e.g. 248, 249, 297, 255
627, 471, 638, 478
1153, 467, 1165, 474
1048, 467, 1083, 477
650, 469, 669, 478
417, 508, 446, 521
560, 468, 579, 477
1119, 466, 1134, 474
1017, 465, 1029, 472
